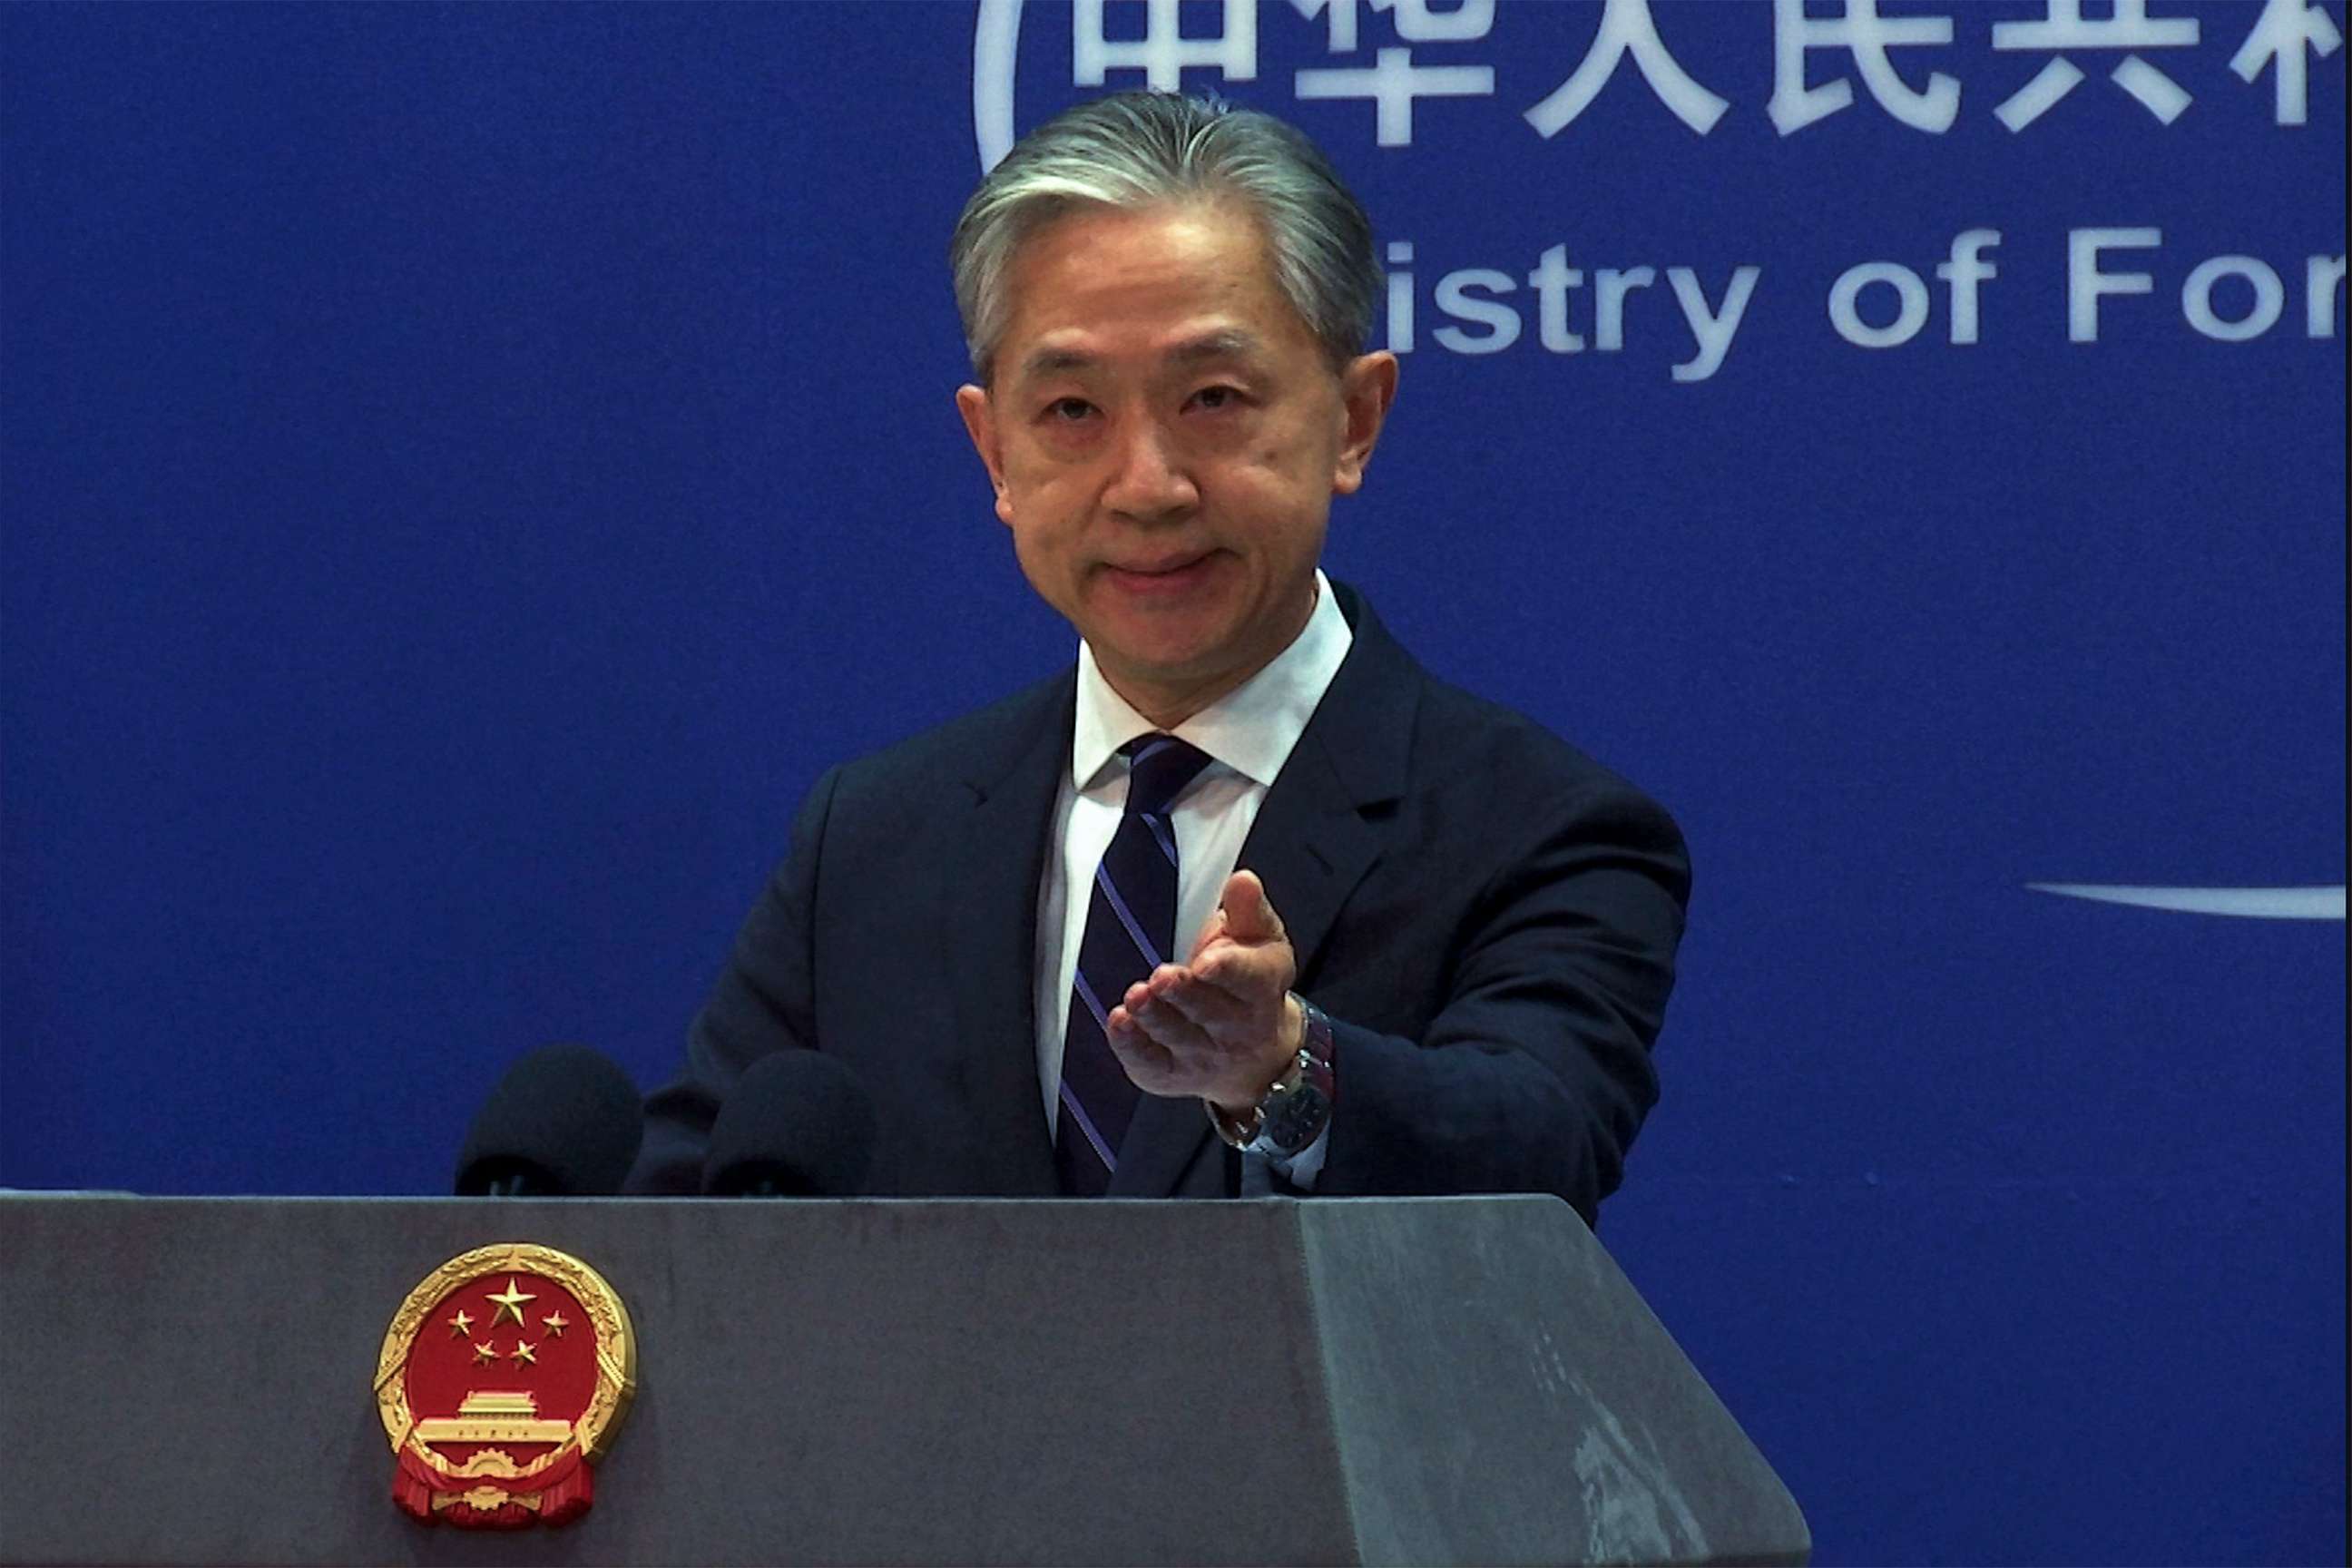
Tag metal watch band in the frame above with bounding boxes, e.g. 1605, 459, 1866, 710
1207, 995, 1337, 1158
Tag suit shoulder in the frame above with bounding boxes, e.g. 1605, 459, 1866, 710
829, 669, 1073, 799
1335, 587, 1672, 834
1409, 671, 1681, 837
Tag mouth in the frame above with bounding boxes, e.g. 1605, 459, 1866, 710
1100, 553, 1218, 595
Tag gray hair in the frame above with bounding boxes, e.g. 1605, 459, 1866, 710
949, 92, 1379, 382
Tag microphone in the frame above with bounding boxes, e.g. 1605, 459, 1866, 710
701, 1052, 878, 1197
454, 1044, 644, 1197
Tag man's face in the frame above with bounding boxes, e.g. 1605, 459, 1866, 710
956, 201, 1396, 725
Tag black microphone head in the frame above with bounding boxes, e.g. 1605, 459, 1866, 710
455, 1044, 644, 1196
702, 1051, 877, 1197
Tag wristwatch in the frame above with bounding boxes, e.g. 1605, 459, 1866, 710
1206, 995, 1337, 1159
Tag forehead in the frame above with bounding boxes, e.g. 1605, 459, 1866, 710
993, 200, 1318, 374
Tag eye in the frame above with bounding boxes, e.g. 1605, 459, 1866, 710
1188, 385, 1243, 412
1044, 397, 1096, 423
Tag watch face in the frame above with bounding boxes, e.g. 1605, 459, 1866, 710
1250, 1000, 1336, 1156
1259, 1077, 1331, 1157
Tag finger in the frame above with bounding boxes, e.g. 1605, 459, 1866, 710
1184, 903, 1230, 965
1151, 968, 1255, 1033
1147, 961, 1258, 1014
1126, 986, 1217, 1054
1217, 870, 1287, 944
1103, 1006, 1174, 1078
1190, 941, 1293, 1005
1185, 944, 1269, 1002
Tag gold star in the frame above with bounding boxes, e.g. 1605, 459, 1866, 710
471, 1339, 497, 1365
541, 1312, 570, 1338
485, 1278, 536, 1327
509, 1339, 537, 1367
446, 1309, 474, 1338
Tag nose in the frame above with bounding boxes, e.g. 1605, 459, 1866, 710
1102, 416, 1199, 523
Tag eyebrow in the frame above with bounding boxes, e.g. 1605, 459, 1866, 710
1014, 329, 1268, 383
1168, 329, 1265, 365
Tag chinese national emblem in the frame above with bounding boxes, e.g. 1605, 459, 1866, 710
374, 1243, 636, 1529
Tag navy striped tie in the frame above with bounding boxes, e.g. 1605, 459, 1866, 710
1056, 734, 1214, 1196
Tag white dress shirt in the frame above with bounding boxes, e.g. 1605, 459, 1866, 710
1033, 570, 1352, 1189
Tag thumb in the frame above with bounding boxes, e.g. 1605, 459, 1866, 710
1218, 869, 1286, 944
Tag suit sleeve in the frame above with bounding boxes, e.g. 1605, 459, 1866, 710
1308, 780, 1689, 1228
623, 767, 839, 1195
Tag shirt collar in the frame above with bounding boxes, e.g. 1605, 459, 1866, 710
1071, 569, 1354, 793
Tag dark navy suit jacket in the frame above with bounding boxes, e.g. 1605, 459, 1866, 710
628, 586, 1690, 1224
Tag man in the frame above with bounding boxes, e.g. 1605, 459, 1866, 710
628, 92, 1688, 1222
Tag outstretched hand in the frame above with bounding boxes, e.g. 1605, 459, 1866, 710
1104, 869, 1304, 1113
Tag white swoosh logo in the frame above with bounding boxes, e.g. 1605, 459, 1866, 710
974, 0, 1024, 172
2027, 884, 2346, 920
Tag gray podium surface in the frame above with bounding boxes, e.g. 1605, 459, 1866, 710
0, 1195, 1806, 1566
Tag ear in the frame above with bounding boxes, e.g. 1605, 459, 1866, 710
1330, 351, 1398, 496
956, 384, 1016, 526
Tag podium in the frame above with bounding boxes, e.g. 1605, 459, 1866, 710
0, 1194, 1807, 1565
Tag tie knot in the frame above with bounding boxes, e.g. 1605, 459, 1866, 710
1121, 734, 1212, 819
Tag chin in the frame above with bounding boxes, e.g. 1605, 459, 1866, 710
1116, 618, 1250, 670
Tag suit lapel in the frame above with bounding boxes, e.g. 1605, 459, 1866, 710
1234, 732, 1387, 981
943, 676, 1074, 1195
1109, 586, 1420, 1198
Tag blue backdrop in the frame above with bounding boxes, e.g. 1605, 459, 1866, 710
3, 4, 2343, 1563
